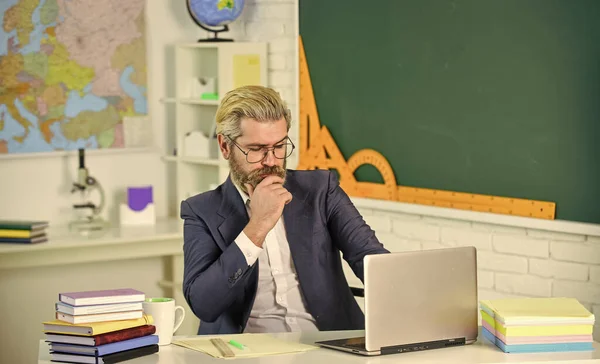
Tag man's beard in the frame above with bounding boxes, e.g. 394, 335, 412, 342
229, 155, 287, 193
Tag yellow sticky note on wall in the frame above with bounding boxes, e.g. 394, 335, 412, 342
233, 54, 261, 88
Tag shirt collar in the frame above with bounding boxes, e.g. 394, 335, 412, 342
233, 181, 250, 206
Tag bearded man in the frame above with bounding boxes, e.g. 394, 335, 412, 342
180, 85, 389, 335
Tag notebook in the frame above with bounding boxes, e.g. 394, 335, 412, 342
173, 333, 318, 359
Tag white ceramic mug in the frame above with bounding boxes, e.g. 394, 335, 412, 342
142, 298, 185, 345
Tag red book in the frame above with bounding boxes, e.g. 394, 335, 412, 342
45, 325, 156, 346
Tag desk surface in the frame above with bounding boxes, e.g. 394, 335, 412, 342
38, 330, 600, 364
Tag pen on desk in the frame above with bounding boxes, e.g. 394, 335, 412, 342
229, 339, 245, 350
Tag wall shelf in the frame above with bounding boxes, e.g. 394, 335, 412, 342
164, 42, 268, 214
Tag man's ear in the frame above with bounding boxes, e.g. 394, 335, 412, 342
217, 134, 230, 160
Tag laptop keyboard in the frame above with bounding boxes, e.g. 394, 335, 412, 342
342, 337, 366, 349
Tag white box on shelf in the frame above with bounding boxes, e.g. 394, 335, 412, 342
190, 77, 216, 98
183, 131, 210, 158
120, 186, 156, 226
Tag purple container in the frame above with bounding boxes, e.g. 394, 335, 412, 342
127, 186, 153, 211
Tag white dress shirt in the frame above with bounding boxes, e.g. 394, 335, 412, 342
233, 184, 319, 333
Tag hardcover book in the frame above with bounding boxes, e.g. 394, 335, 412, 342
56, 310, 143, 324
0, 235, 47, 244
45, 325, 156, 346
56, 301, 143, 316
49, 344, 159, 364
0, 220, 48, 230
43, 314, 153, 336
59, 288, 145, 306
0, 229, 46, 238
50, 334, 159, 356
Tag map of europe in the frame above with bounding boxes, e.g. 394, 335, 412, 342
0, 0, 147, 154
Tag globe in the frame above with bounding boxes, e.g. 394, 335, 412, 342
187, 0, 245, 42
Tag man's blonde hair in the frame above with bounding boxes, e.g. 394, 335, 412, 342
215, 85, 291, 140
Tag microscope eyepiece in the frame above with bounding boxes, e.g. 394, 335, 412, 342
78, 148, 85, 169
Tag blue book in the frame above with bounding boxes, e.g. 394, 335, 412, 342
482, 327, 593, 353
0, 236, 47, 244
49, 334, 158, 356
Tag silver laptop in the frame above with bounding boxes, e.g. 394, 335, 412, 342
316, 246, 479, 356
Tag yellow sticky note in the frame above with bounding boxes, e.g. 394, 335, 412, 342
233, 54, 261, 88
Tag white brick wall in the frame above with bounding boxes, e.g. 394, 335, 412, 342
492, 234, 549, 258
363, 214, 391, 233
478, 251, 528, 273
478, 270, 495, 289
495, 273, 552, 297
591, 266, 600, 284
392, 219, 440, 241
551, 241, 600, 264
529, 258, 589, 281
441, 227, 492, 250
356, 205, 600, 341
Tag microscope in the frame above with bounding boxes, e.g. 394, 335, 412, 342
68, 148, 109, 233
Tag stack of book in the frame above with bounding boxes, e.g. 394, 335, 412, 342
0, 219, 48, 244
480, 297, 595, 353
43, 288, 159, 363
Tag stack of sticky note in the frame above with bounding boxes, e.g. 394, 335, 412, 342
480, 297, 595, 353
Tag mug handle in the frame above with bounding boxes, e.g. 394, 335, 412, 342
173, 306, 186, 334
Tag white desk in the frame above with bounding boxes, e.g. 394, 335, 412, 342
38, 330, 600, 364
0, 219, 201, 364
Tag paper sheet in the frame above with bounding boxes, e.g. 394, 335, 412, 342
233, 54, 261, 88
173, 333, 318, 359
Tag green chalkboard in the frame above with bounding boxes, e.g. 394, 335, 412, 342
299, 0, 600, 224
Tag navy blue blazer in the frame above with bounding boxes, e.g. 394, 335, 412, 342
180, 169, 389, 335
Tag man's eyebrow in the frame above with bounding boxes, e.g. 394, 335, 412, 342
246, 136, 288, 148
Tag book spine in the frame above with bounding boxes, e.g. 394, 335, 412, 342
102, 344, 159, 364
57, 310, 143, 324
97, 335, 158, 356
95, 325, 156, 346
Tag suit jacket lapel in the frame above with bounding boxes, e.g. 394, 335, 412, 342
283, 176, 313, 254
217, 177, 249, 249
282, 173, 324, 320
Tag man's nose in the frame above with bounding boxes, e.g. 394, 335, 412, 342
261, 149, 276, 166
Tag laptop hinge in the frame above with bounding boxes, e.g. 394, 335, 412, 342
381, 337, 466, 355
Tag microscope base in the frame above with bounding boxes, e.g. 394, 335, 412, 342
69, 217, 109, 236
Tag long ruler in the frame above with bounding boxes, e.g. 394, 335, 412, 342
297, 36, 556, 220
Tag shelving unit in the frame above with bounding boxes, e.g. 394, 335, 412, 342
163, 42, 268, 214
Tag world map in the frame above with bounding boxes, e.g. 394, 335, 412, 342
0, 0, 147, 154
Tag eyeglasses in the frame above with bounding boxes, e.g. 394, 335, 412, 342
226, 136, 295, 164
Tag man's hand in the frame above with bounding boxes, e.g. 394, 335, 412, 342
243, 176, 292, 247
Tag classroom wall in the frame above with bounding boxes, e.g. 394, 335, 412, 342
4, 1, 600, 363
0, 0, 299, 226
342, 204, 600, 341
0, 1, 298, 363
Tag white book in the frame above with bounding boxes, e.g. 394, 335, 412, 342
56, 301, 143, 315
56, 310, 143, 324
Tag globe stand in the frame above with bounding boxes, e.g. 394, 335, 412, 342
197, 23, 234, 42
